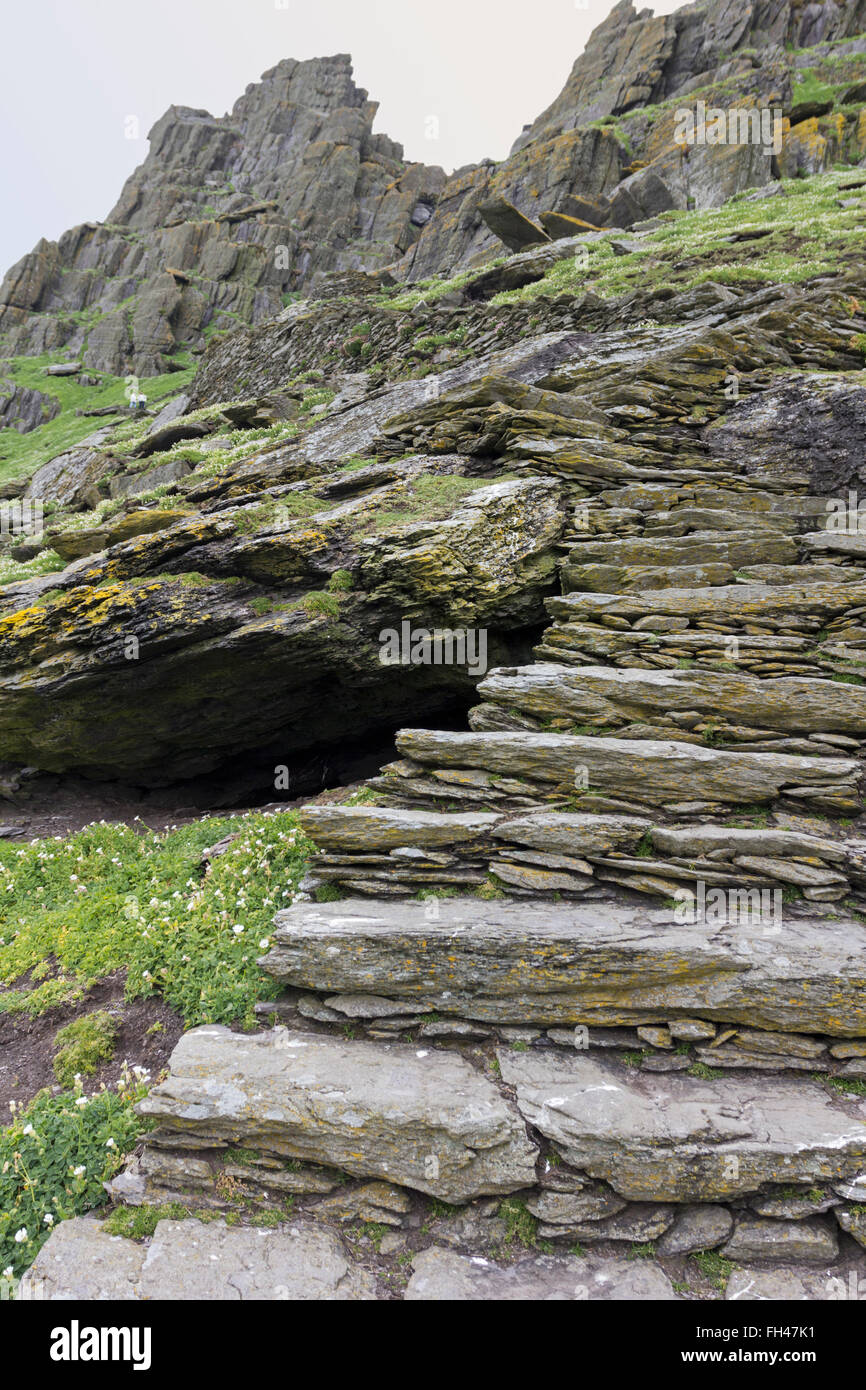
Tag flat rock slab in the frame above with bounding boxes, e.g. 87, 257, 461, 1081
21, 1216, 376, 1300
722, 1215, 838, 1265
479, 663, 866, 736
405, 1245, 675, 1300
137, 1026, 537, 1203
299, 807, 499, 851
726, 1265, 865, 1301
264, 898, 866, 1035
498, 1052, 866, 1202
547, 582, 866, 626
396, 730, 858, 806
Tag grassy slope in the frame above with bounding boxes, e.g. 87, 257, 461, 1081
0, 354, 197, 489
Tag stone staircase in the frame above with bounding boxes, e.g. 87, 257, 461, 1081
23, 293, 866, 1301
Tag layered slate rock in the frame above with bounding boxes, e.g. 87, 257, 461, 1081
0, 56, 446, 374
262, 897, 866, 1034
404, 1246, 675, 1301
387, 728, 862, 817
498, 1052, 866, 1202
136, 1025, 538, 1204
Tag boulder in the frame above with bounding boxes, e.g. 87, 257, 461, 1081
478, 197, 550, 252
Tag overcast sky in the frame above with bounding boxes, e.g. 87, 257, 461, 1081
0, 0, 684, 274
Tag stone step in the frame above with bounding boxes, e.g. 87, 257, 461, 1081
497, 1051, 866, 1204
543, 585, 866, 670
23, 1209, 865, 1301
403, 1246, 675, 1299
20, 1216, 683, 1301
298, 805, 866, 904
135, 1025, 538, 1204
263, 897, 866, 1035
21, 1214, 379, 1301
547, 580, 866, 628
474, 662, 866, 746
389, 728, 861, 815
564, 531, 799, 574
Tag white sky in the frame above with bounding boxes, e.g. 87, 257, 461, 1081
0, 0, 684, 274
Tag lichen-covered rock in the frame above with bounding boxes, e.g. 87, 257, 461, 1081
264, 897, 866, 1034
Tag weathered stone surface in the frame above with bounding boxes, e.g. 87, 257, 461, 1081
526, 1186, 626, 1226
545, 1203, 676, 1244
498, 1052, 866, 1202
22, 1215, 377, 1299
479, 663, 866, 736
396, 729, 860, 812
0, 467, 564, 784
726, 1266, 862, 1301
547, 581, 866, 628
404, 1246, 676, 1301
836, 1206, 866, 1249
264, 898, 866, 1034
478, 197, 550, 252
722, 1216, 839, 1265
299, 807, 499, 851
137, 1026, 537, 1203
656, 1204, 733, 1255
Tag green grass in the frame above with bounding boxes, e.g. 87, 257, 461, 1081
101, 1201, 193, 1240
487, 171, 866, 306
359, 474, 510, 533
498, 1197, 538, 1250
0, 811, 314, 1028
791, 70, 841, 109
1, 1070, 148, 1279
0, 354, 196, 488
52, 1010, 118, 1087
690, 1249, 736, 1290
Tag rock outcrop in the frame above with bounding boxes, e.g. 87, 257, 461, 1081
12, 0, 866, 1303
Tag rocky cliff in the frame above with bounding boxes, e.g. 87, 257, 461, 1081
3, 0, 866, 381
7, 0, 866, 1304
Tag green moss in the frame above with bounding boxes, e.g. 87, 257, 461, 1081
314, 882, 346, 903
498, 1197, 538, 1250
102, 1202, 192, 1239
296, 590, 341, 618
688, 1062, 724, 1080
223, 1147, 261, 1167
326, 568, 353, 592
52, 1011, 118, 1087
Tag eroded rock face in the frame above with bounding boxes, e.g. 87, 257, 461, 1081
0, 56, 446, 375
